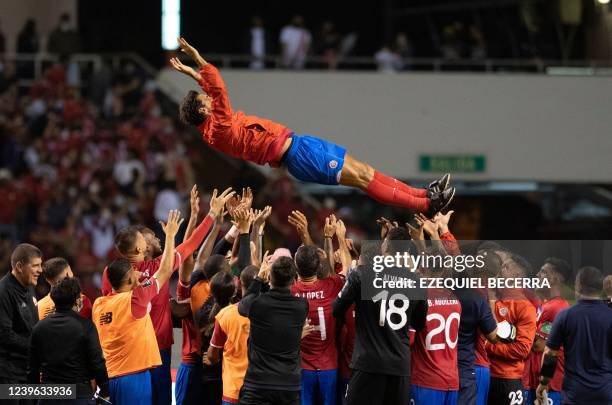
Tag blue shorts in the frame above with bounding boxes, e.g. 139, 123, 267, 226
524, 389, 561, 405
109, 369, 152, 405
458, 372, 476, 405
302, 369, 338, 405
411, 386, 458, 405
175, 362, 203, 405
150, 348, 172, 405
337, 377, 350, 405
284, 134, 346, 185
475, 365, 490, 405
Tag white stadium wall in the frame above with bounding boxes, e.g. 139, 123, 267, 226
158, 68, 612, 183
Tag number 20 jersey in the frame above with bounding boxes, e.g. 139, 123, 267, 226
292, 275, 345, 370
411, 288, 462, 391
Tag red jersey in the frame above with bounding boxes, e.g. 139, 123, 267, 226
338, 305, 355, 379
291, 275, 345, 371
487, 296, 537, 379
522, 296, 569, 391
197, 64, 292, 166
177, 279, 207, 364
411, 289, 462, 391
474, 331, 490, 367
101, 215, 214, 350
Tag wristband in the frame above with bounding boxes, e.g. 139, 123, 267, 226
225, 225, 239, 240
540, 353, 558, 379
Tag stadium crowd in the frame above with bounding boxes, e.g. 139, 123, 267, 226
0, 181, 611, 405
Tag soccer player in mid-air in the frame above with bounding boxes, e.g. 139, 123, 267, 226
170, 37, 455, 216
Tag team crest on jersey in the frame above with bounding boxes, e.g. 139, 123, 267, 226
540, 321, 552, 334
499, 307, 508, 316
329, 160, 338, 169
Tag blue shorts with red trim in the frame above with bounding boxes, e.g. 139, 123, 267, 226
283, 134, 346, 185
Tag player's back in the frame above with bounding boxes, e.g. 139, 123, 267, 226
411, 288, 462, 391
291, 275, 344, 371
336, 266, 427, 376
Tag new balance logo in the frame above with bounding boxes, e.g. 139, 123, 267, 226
99, 312, 113, 325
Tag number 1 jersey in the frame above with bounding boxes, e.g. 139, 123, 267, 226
292, 275, 345, 370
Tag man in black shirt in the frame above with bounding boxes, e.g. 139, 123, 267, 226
238, 256, 309, 405
28, 278, 109, 404
333, 230, 428, 405
0, 243, 42, 393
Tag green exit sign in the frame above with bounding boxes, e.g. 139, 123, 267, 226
420, 155, 486, 173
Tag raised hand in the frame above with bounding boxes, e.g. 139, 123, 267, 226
288, 210, 314, 245
241, 187, 254, 211
160, 209, 184, 238
433, 210, 454, 234
232, 207, 254, 234
376, 217, 398, 239
335, 219, 347, 240
208, 187, 235, 219
258, 251, 272, 283
407, 217, 425, 241
324, 214, 337, 239
253, 205, 272, 232
416, 213, 439, 239
189, 184, 200, 218
178, 37, 207, 68
169, 57, 199, 81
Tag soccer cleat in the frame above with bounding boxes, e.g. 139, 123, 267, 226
428, 187, 455, 217
427, 173, 451, 195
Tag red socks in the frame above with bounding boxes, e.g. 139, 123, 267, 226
365, 171, 430, 212
373, 171, 428, 197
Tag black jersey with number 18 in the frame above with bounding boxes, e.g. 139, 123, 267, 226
332, 265, 428, 376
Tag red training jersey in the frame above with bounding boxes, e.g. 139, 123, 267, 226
291, 275, 345, 371
487, 295, 537, 379
474, 331, 490, 368
177, 279, 208, 364
197, 64, 292, 166
522, 296, 569, 391
411, 288, 462, 391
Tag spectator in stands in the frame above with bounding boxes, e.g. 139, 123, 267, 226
0, 19, 5, 55
315, 21, 341, 70
469, 25, 487, 60
280, 15, 312, 69
0, 244, 42, 388
47, 13, 81, 58
374, 45, 400, 72
394, 33, 414, 70
244, 16, 271, 70
16, 19, 40, 54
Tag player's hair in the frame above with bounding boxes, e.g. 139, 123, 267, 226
270, 256, 297, 288
107, 258, 133, 290
240, 265, 259, 292
42, 257, 70, 283
576, 266, 603, 296
198, 272, 235, 336
50, 277, 81, 310
203, 254, 230, 280
179, 90, 206, 126
477, 241, 502, 252
114, 226, 140, 255
133, 225, 155, 237
295, 245, 320, 279
543, 257, 572, 283
384, 227, 410, 256
509, 253, 533, 277
11, 243, 42, 268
